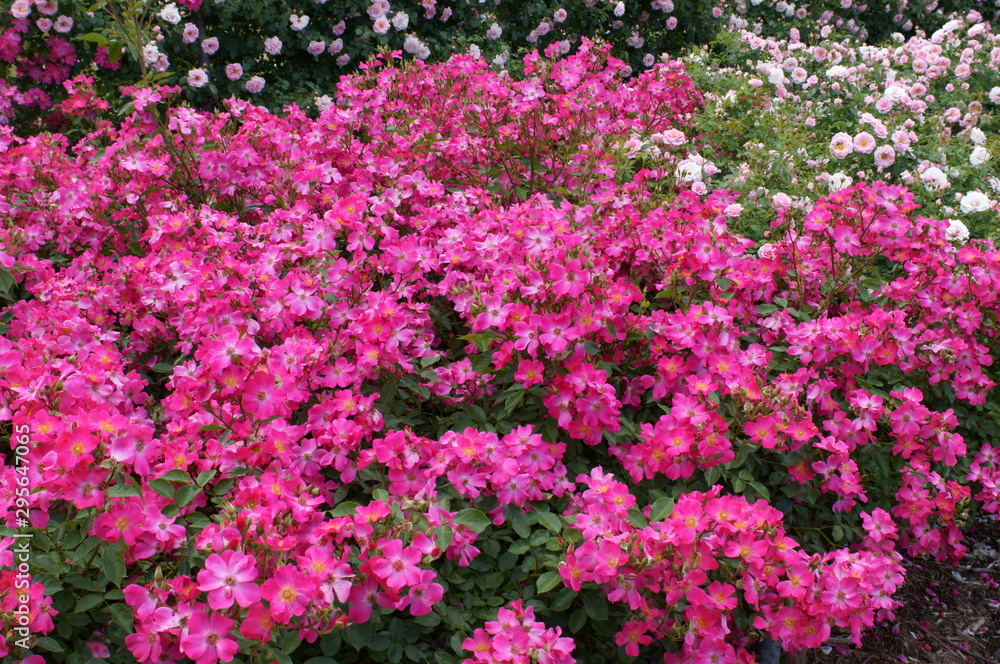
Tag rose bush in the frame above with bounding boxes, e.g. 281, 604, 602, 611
0, 0, 732, 133
681, 10, 1000, 240
2, 41, 1000, 664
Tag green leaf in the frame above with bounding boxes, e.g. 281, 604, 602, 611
35, 636, 64, 652
536, 571, 562, 594
476, 572, 504, 591
108, 41, 124, 64
320, 634, 342, 657
434, 525, 454, 552
510, 511, 532, 539
649, 496, 675, 522
0, 268, 13, 293
281, 632, 301, 654
705, 466, 721, 485
198, 424, 226, 432
504, 389, 525, 413
271, 651, 293, 664
107, 485, 140, 498
454, 508, 491, 533
64, 574, 102, 592
583, 593, 608, 621
76, 594, 104, 612
101, 547, 125, 588
568, 607, 587, 633
549, 587, 577, 612
161, 470, 192, 483
110, 603, 133, 631
626, 507, 648, 529
147, 478, 174, 499
196, 469, 218, 486
436, 652, 457, 664
76, 32, 110, 45
535, 511, 562, 534
328, 501, 359, 518
175, 485, 199, 507
150, 362, 175, 374
469, 351, 495, 373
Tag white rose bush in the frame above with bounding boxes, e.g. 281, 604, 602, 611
681, 9, 1000, 239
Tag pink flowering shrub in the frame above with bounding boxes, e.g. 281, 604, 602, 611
1, 46, 999, 664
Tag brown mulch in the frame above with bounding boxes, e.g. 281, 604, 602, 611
807, 520, 1000, 664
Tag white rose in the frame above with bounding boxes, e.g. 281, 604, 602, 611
945, 219, 969, 244
970, 146, 991, 167
159, 2, 181, 24
920, 166, 949, 190
675, 155, 704, 182
142, 43, 161, 65
828, 172, 853, 191
970, 127, 986, 145
391, 12, 409, 30
960, 190, 992, 214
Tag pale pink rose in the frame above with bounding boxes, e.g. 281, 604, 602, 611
874, 145, 895, 168
264, 37, 282, 55
853, 132, 876, 154
201, 37, 219, 54
53, 15, 73, 33
308, 40, 325, 55
245, 76, 265, 93
182, 23, 199, 44
187, 68, 208, 88
830, 132, 854, 158
660, 129, 686, 146
225, 63, 243, 80
10, 0, 31, 20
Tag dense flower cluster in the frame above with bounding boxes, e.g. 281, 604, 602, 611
562, 478, 904, 661
0, 36, 999, 664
